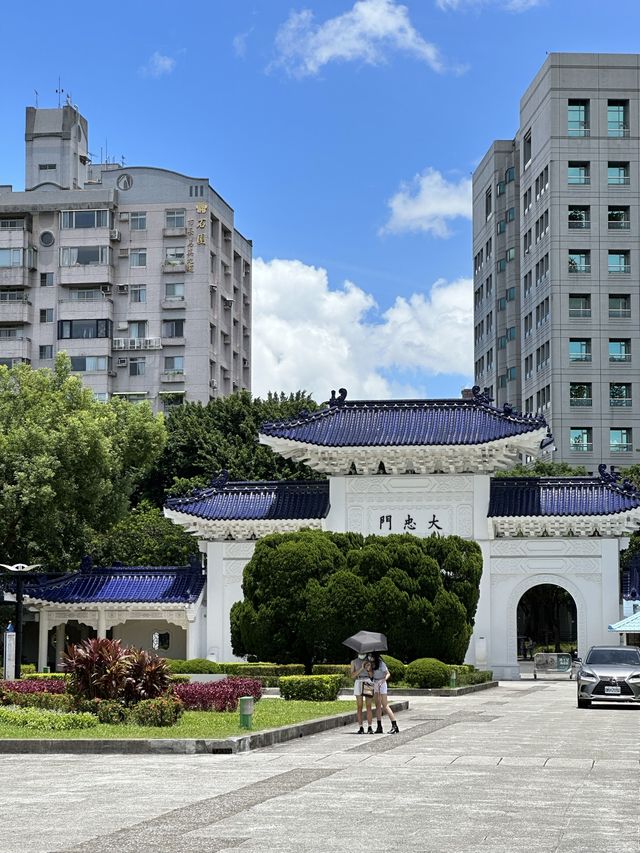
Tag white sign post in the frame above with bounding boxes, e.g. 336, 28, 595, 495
3, 630, 16, 681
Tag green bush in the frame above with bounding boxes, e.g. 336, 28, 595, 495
168, 674, 191, 684
165, 658, 221, 674
96, 700, 129, 725
381, 655, 405, 683
219, 663, 305, 677
279, 675, 343, 701
23, 672, 68, 681
0, 707, 97, 731
1, 691, 74, 712
129, 696, 184, 727
406, 658, 450, 689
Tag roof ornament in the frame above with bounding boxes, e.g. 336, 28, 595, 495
471, 385, 494, 405
209, 470, 230, 490
328, 388, 348, 408
540, 428, 555, 450
599, 463, 640, 497
80, 555, 93, 573
502, 402, 514, 416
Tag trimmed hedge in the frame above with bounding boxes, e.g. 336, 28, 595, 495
405, 658, 450, 689
168, 674, 191, 684
279, 675, 343, 702
0, 678, 67, 695
166, 658, 220, 674
0, 707, 97, 731
381, 655, 405, 683
21, 672, 68, 681
0, 691, 74, 712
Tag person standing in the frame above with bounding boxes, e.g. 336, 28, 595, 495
350, 653, 375, 734
370, 652, 399, 734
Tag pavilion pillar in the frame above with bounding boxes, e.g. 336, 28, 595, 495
186, 618, 199, 660
97, 609, 107, 639
55, 623, 66, 671
37, 610, 49, 672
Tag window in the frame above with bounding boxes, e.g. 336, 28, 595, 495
569, 294, 591, 318
609, 339, 631, 363
60, 246, 110, 266
474, 250, 483, 274
608, 100, 629, 137
165, 247, 185, 265
535, 254, 549, 284
61, 210, 109, 229
474, 286, 483, 309
38, 163, 56, 171
39, 308, 53, 323
70, 356, 110, 372
525, 395, 534, 414
505, 207, 515, 223
486, 311, 493, 333
505, 166, 515, 183
570, 383, 592, 407
498, 374, 507, 389
164, 356, 184, 374
610, 383, 632, 407
569, 339, 591, 363
568, 251, 590, 274
475, 356, 484, 379
58, 319, 112, 340
130, 249, 147, 268
497, 219, 506, 234
506, 247, 515, 262
498, 334, 507, 350
40, 272, 53, 287
69, 288, 101, 302
93, 392, 109, 403
608, 251, 630, 274
610, 427, 632, 453
537, 385, 551, 410
568, 100, 589, 136
128, 321, 147, 339
39, 345, 53, 360
608, 206, 630, 230
524, 312, 533, 337
608, 162, 630, 186
568, 206, 589, 229
497, 181, 505, 197
536, 297, 550, 326
523, 271, 533, 296
130, 285, 146, 303
130, 212, 147, 230
129, 357, 146, 377
523, 129, 532, 166
524, 354, 533, 379
506, 286, 516, 301
523, 229, 532, 254
535, 165, 549, 196
536, 341, 550, 370
522, 187, 532, 214
496, 259, 506, 272
497, 297, 506, 311
506, 325, 516, 341
484, 275, 492, 298
162, 319, 184, 338
165, 282, 185, 301
0, 248, 23, 268
568, 161, 590, 185
609, 294, 631, 318
485, 187, 492, 220
570, 427, 592, 452
535, 210, 549, 240
165, 209, 186, 229
486, 348, 493, 370
506, 366, 517, 381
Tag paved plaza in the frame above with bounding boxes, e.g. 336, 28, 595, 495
2, 680, 640, 853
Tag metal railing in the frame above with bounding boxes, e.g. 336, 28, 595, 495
569, 308, 591, 318
608, 220, 630, 230
569, 353, 592, 362
610, 398, 632, 407
570, 398, 592, 407
568, 219, 590, 229
608, 264, 631, 274
568, 264, 591, 274
571, 443, 593, 452
112, 337, 161, 351
609, 308, 631, 318
0, 293, 29, 303
568, 122, 590, 137
610, 443, 633, 453
609, 353, 631, 362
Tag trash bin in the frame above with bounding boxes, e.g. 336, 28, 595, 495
42, 666, 50, 674
239, 696, 254, 729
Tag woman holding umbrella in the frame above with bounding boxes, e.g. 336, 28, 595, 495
344, 631, 398, 735
350, 653, 375, 734
370, 651, 400, 734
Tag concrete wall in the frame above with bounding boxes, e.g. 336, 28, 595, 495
112, 619, 186, 659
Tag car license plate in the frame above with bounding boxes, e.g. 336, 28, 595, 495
604, 686, 621, 695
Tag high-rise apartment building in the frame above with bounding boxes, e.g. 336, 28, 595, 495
0, 104, 251, 410
473, 53, 640, 467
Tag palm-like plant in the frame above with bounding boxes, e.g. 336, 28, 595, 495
123, 648, 171, 705
63, 638, 131, 700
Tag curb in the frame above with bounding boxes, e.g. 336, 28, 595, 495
263, 681, 497, 698
0, 701, 409, 755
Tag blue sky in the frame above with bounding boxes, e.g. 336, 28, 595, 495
1, 0, 639, 401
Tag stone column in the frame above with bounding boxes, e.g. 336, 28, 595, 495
186, 617, 199, 660
55, 623, 66, 671
97, 609, 107, 639
37, 610, 49, 672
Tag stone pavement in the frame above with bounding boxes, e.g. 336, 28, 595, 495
1, 680, 640, 853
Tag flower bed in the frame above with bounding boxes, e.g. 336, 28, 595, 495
174, 677, 262, 711
0, 679, 67, 695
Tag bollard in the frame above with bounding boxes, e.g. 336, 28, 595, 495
239, 696, 254, 729
449, 669, 457, 689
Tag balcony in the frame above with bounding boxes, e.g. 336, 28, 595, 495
570, 398, 592, 407
58, 265, 114, 286
162, 261, 186, 274
608, 265, 631, 275
58, 297, 113, 320
569, 353, 592, 363
161, 298, 186, 310
161, 370, 185, 383
161, 336, 186, 347
0, 334, 32, 361
568, 264, 590, 274
162, 227, 187, 238
609, 308, 631, 319
112, 337, 161, 351
0, 295, 32, 324
0, 267, 29, 288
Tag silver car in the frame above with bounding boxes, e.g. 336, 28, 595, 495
577, 645, 640, 708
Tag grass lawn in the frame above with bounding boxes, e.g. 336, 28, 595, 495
0, 698, 357, 740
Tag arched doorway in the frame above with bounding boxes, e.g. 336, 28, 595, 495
517, 584, 577, 661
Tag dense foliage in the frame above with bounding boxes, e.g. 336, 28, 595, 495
0, 355, 165, 571
174, 678, 262, 711
279, 675, 343, 701
0, 707, 97, 731
493, 461, 588, 478
231, 530, 483, 669
405, 658, 450, 689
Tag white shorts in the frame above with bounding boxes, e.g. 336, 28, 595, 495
374, 680, 388, 695
354, 680, 374, 697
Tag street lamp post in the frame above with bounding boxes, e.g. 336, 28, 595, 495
1, 563, 40, 679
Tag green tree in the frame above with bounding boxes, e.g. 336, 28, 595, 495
89, 501, 199, 567
138, 390, 323, 503
494, 461, 587, 478
0, 355, 165, 571
231, 530, 483, 668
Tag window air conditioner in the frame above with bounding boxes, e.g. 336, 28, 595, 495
118, 248, 129, 257
119, 212, 130, 222
109, 229, 121, 242
117, 284, 129, 294
117, 322, 129, 331
117, 358, 128, 368
101, 285, 112, 294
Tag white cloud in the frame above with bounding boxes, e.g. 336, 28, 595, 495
251, 257, 473, 399
272, 0, 443, 78
140, 52, 176, 79
233, 30, 252, 58
381, 168, 472, 238
436, 0, 544, 10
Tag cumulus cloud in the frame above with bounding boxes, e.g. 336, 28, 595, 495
436, 0, 544, 10
140, 52, 176, 79
272, 0, 443, 78
251, 258, 473, 399
381, 168, 472, 238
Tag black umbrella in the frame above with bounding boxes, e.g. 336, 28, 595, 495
342, 631, 388, 654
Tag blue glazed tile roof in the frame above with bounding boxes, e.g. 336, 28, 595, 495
165, 480, 330, 521
260, 396, 548, 448
488, 477, 640, 518
25, 565, 205, 604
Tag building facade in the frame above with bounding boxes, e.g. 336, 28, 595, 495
0, 104, 251, 409
473, 53, 640, 466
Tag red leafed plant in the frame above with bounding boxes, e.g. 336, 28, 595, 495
63, 638, 132, 701
0, 679, 67, 695
123, 648, 171, 705
174, 677, 262, 712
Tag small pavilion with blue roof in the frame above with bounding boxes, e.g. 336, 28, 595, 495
164, 388, 640, 679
